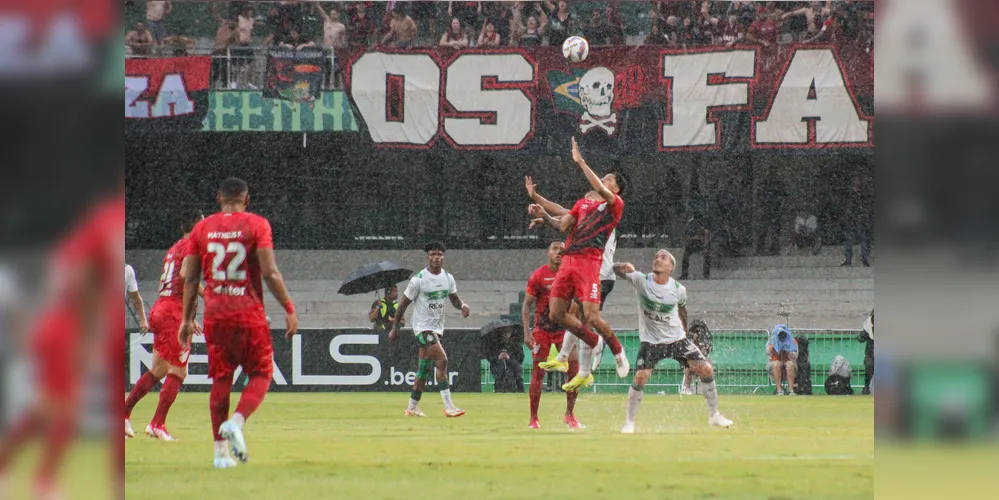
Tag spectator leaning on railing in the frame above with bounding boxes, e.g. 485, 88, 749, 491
767, 324, 799, 395
440, 17, 471, 48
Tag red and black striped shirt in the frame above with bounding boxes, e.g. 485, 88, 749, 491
565, 194, 624, 260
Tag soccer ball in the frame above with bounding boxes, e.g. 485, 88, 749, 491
562, 36, 589, 63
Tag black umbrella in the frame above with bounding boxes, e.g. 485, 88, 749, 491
337, 261, 413, 295
479, 318, 522, 337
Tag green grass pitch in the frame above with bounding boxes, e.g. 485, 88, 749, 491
122, 392, 872, 499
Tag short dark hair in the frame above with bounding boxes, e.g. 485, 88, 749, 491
219, 177, 249, 199
549, 240, 564, 248
180, 209, 203, 234
610, 171, 627, 197
424, 241, 446, 253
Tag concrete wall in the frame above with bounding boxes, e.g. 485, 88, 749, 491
126, 248, 873, 331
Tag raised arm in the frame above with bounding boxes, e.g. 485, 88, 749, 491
529, 204, 575, 233
449, 292, 471, 318
612, 262, 635, 279
570, 137, 616, 204
525, 176, 569, 216
257, 248, 298, 338
314, 2, 330, 23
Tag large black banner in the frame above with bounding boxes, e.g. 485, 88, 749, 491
126, 328, 481, 393
263, 47, 327, 103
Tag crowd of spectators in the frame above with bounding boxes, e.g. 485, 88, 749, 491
126, 1, 875, 56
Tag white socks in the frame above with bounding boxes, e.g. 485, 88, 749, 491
440, 389, 454, 409
556, 332, 578, 363
408, 398, 420, 410
230, 412, 246, 427
577, 342, 593, 378
625, 387, 643, 425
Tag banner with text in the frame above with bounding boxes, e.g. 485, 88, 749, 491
202, 91, 360, 132
126, 329, 481, 393
345, 44, 873, 152
125, 57, 211, 132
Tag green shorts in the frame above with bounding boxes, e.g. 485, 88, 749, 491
415, 331, 441, 347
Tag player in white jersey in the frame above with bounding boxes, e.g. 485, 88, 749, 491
614, 250, 733, 433
587, 229, 618, 371
125, 264, 149, 334
389, 242, 471, 418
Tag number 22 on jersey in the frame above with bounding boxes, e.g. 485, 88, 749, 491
207, 242, 247, 281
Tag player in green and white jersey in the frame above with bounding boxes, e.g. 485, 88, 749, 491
389, 242, 471, 418
614, 249, 733, 433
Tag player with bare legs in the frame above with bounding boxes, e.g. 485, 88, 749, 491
178, 178, 298, 468
527, 137, 630, 390
523, 241, 585, 429
125, 210, 204, 441
389, 242, 471, 418
614, 250, 733, 433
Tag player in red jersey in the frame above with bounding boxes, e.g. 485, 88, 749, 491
522, 241, 585, 429
0, 190, 125, 500
124, 210, 204, 441
527, 137, 630, 391
178, 178, 298, 469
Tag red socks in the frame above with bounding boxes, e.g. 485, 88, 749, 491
124, 371, 158, 418
37, 415, 76, 484
233, 376, 270, 422
566, 359, 580, 414
209, 376, 233, 441
603, 333, 623, 356
529, 361, 545, 419
151, 374, 183, 427
571, 325, 601, 348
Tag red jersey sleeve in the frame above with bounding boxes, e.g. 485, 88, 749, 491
254, 216, 274, 250
526, 269, 542, 297
611, 194, 625, 222
187, 220, 205, 257
569, 198, 585, 219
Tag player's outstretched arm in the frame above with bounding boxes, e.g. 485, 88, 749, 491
679, 305, 689, 335
257, 248, 298, 338
570, 137, 616, 205
529, 204, 574, 232
449, 293, 471, 318
389, 295, 412, 342
613, 262, 636, 279
521, 293, 536, 349
525, 176, 569, 216
179, 255, 201, 347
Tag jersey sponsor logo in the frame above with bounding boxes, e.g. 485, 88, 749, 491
640, 293, 676, 314
424, 290, 449, 300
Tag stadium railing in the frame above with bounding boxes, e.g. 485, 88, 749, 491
481, 329, 867, 395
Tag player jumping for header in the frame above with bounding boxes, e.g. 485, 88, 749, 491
389, 242, 471, 418
527, 137, 630, 391
614, 250, 733, 433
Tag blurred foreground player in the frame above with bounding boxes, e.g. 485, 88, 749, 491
522, 241, 584, 429
614, 251, 733, 433
527, 137, 630, 390
125, 210, 204, 440
389, 243, 471, 418
178, 178, 298, 468
0, 189, 125, 499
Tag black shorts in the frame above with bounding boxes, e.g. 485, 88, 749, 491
635, 339, 705, 371
415, 331, 440, 347
599, 279, 615, 310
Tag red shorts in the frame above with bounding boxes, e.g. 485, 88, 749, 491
30, 312, 80, 399
149, 301, 189, 368
550, 254, 602, 304
531, 329, 566, 361
204, 319, 273, 380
